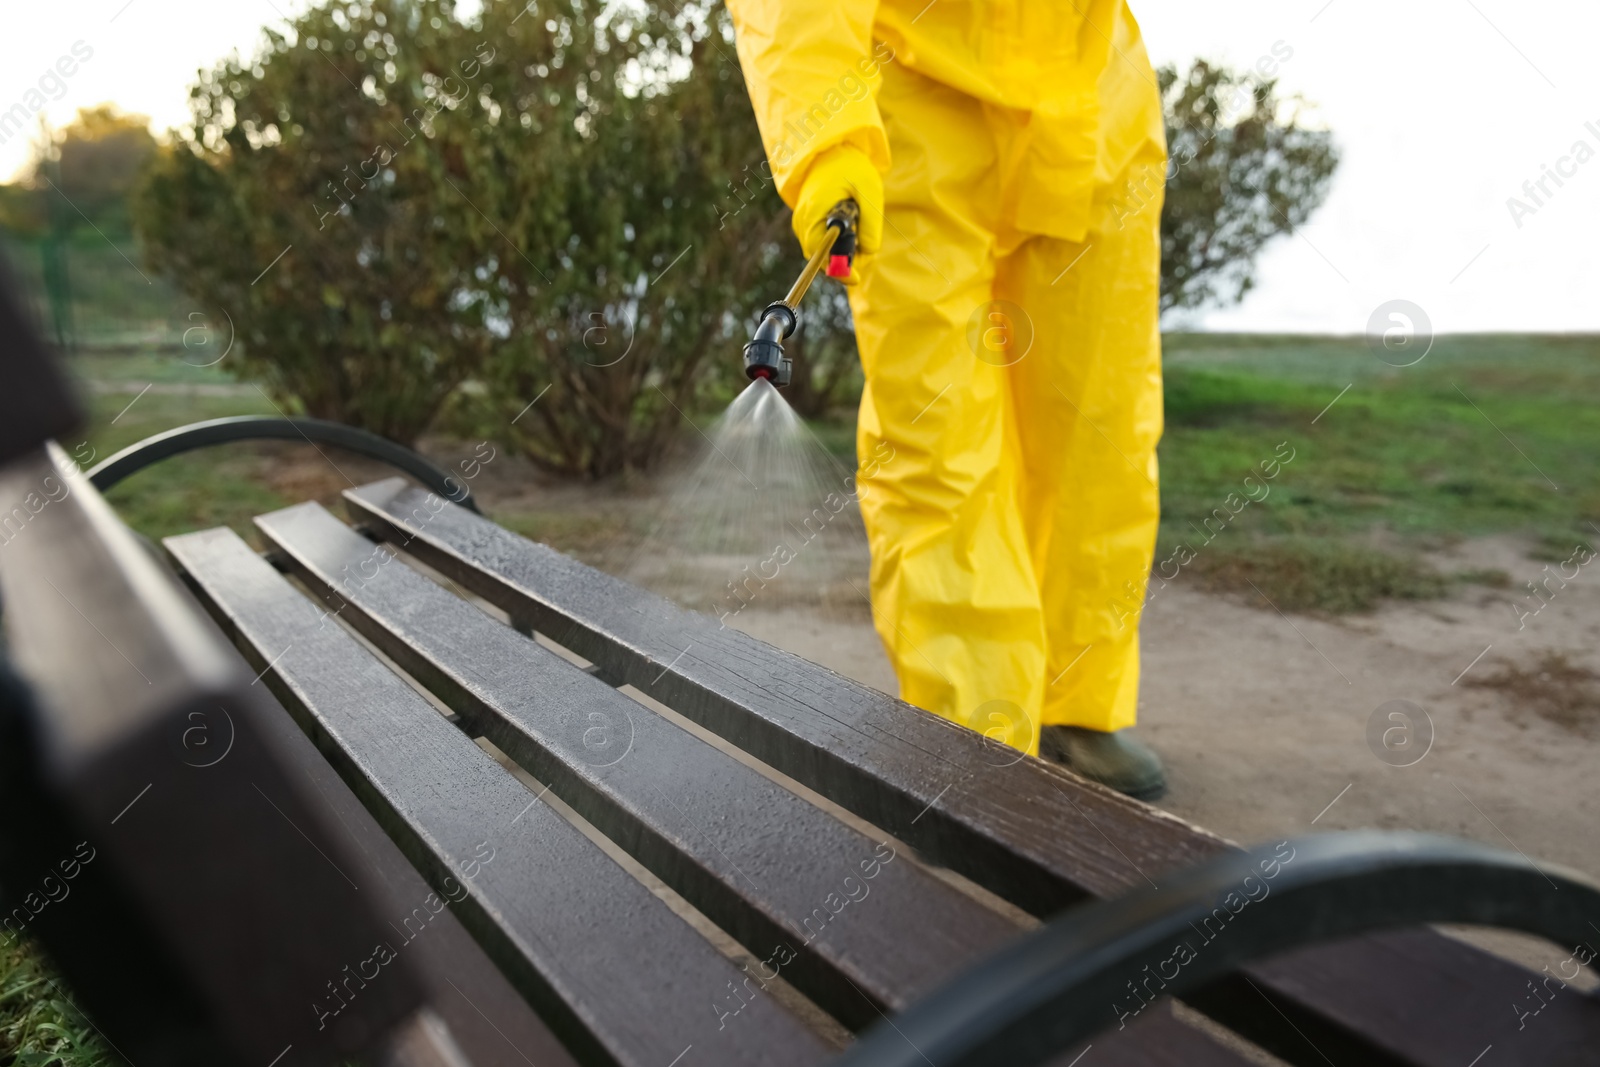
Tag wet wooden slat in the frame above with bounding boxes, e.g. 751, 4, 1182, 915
166, 525, 832, 1067
194, 598, 579, 1067
255, 503, 1269, 1065
1079, 1002, 1268, 1067
344, 478, 1226, 914
1189, 929, 1600, 1067
343, 479, 1600, 1067
263, 505, 1275, 1065
255, 501, 1023, 1027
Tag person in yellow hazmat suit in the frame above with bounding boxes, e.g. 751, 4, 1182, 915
726, 0, 1169, 798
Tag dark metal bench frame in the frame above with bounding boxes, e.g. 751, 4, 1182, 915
86, 415, 482, 513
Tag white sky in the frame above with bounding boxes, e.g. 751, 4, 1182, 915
5, 0, 1596, 332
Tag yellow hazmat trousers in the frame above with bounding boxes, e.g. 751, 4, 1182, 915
727, 0, 1167, 755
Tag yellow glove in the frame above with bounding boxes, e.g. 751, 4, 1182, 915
791, 145, 884, 284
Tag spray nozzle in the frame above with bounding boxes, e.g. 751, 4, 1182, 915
742, 199, 859, 388
742, 303, 797, 387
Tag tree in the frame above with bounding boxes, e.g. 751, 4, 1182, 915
46, 106, 158, 224
1158, 60, 1339, 313
0, 106, 157, 234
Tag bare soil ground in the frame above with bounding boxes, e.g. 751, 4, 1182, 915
727, 538, 1600, 878
730, 535, 1600, 979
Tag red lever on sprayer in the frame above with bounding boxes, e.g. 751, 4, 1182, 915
824, 201, 858, 279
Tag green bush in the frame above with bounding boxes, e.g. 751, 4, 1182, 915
135, 0, 496, 443
134, 0, 824, 467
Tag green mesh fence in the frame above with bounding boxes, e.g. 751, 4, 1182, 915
1, 227, 192, 351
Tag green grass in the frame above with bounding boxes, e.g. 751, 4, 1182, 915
0, 938, 114, 1066
1162, 330, 1600, 390
1153, 334, 1599, 611
1159, 335, 1599, 539
1464, 651, 1600, 734
72, 382, 290, 547
1180, 539, 1448, 614
3, 230, 193, 350
495, 509, 642, 565
70, 349, 244, 387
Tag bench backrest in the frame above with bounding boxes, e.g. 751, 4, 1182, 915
0, 446, 442, 1064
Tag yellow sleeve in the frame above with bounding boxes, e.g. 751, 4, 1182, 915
724, 0, 892, 207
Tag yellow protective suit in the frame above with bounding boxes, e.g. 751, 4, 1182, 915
727, 0, 1167, 754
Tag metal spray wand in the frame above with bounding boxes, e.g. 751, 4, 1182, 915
741, 200, 859, 389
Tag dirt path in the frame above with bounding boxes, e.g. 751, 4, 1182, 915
732, 536, 1600, 884
1140, 537, 1598, 874
730, 536, 1600, 976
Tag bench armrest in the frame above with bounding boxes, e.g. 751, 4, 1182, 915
837, 831, 1600, 1067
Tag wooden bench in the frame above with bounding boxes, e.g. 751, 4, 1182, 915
1, 286, 1597, 1065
